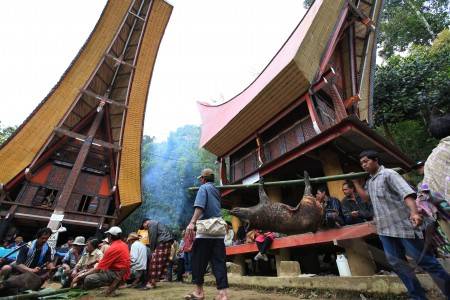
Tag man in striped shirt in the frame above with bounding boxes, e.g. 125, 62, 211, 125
354, 150, 450, 300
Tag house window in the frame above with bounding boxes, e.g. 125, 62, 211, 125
32, 187, 58, 208
77, 195, 98, 214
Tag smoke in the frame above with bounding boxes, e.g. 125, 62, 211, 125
120, 125, 216, 233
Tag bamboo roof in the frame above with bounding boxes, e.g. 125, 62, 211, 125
198, 0, 381, 156
0, 0, 172, 219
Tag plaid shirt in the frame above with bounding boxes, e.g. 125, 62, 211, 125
366, 166, 422, 239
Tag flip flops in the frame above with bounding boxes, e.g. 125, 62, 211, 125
184, 292, 205, 300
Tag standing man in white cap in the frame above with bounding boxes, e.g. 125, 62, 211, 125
79, 226, 130, 296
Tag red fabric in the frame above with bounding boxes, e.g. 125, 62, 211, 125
148, 242, 172, 284
255, 231, 274, 243
96, 240, 130, 280
182, 230, 195, 253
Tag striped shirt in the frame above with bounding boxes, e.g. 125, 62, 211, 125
366, 166, 422, 239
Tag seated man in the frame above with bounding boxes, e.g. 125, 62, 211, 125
316, 186, 344, 228
341, 181, 373, 225
78, 226, 130, 296
0, 228, 54, 291
57, 236, 85, 287
70, 239, 103, 288
126, 232, 147, 287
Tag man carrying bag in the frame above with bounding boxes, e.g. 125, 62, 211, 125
185, 168, 229, 300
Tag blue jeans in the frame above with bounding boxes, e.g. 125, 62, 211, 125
184, 252, 192, 273
379, 235, 450, 300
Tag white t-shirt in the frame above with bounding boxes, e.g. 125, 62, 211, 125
130, 241, 147, 271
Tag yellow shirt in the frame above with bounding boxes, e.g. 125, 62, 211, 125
137, 229, 149, 245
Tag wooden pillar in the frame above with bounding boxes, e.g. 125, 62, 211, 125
266, 184, 282, 203
318, 148, 345, 200
341, 238, 376, 276
219, 157, 228, 185
275, 248, 291, 277
232, 255, 246, 276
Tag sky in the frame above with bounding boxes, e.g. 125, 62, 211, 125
0, 0, 306, 142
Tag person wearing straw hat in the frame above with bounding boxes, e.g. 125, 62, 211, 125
58, 236, 85, 287
81, 226, 130, 296
127, 232, 147, 288
70, 238, 103, 288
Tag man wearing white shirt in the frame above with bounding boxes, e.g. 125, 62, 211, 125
127, 232, 147, 287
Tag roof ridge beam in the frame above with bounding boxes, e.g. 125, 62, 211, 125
54, 127, 121, 152
105, 53, 136, 69
81, 89, 128, 109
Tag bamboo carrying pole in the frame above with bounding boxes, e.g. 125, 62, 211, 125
0, 288, 71, 300
187, 168, 403, 192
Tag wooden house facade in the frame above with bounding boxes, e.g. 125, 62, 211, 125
197, 0, 413, 276
0, 0, 172, 240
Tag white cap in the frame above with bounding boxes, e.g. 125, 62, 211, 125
105, 226, 122, 236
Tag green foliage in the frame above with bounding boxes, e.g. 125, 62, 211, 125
379, 0, 450, 58
120, 125, 217, 234
303, 0, 314, 9
221, 208, 232, 223
303, 0, 450, 59
374, 29, 450, 126
376, 119, 439, 161
0, 122, 17, 145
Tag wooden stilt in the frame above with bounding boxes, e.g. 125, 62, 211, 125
318, 148, 346, 199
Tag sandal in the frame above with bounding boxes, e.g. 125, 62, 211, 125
184, 292, 205, 300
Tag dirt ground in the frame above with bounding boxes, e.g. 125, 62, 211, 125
77, 281, 328, 300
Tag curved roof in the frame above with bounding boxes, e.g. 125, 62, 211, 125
0, 0, 172, 216
198, 0, 347, 156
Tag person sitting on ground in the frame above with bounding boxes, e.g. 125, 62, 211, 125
70, 239, 103, 288
143, 218, 173, 289
254, 230, 274, 262
60, 237, 74, 251
316, 186, 344, 228
57, 236, 85, 287
126, 232, 147, 288
78, 226, 130, 296
224, 223, 234, 247
341, 181, 373, 225
0, 228, 54, 287
7, 236, 24, 249
99, 237, 110, 254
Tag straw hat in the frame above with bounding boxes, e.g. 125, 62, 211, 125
197, 168, 214, 179
127, 232, 141, 242
72, 236, 86, 246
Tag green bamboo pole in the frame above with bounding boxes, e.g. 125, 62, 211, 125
187, 168, 404, 192
0, 288, 72, 300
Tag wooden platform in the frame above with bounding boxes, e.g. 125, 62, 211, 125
226, 222, 377, 256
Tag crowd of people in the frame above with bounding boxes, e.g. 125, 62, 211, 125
0, 119, 449, 300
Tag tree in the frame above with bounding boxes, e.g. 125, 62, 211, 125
303, 0, 450, 59
379, 0, 450, 58
374, 29, 450, 127
0, 122, 16, 145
